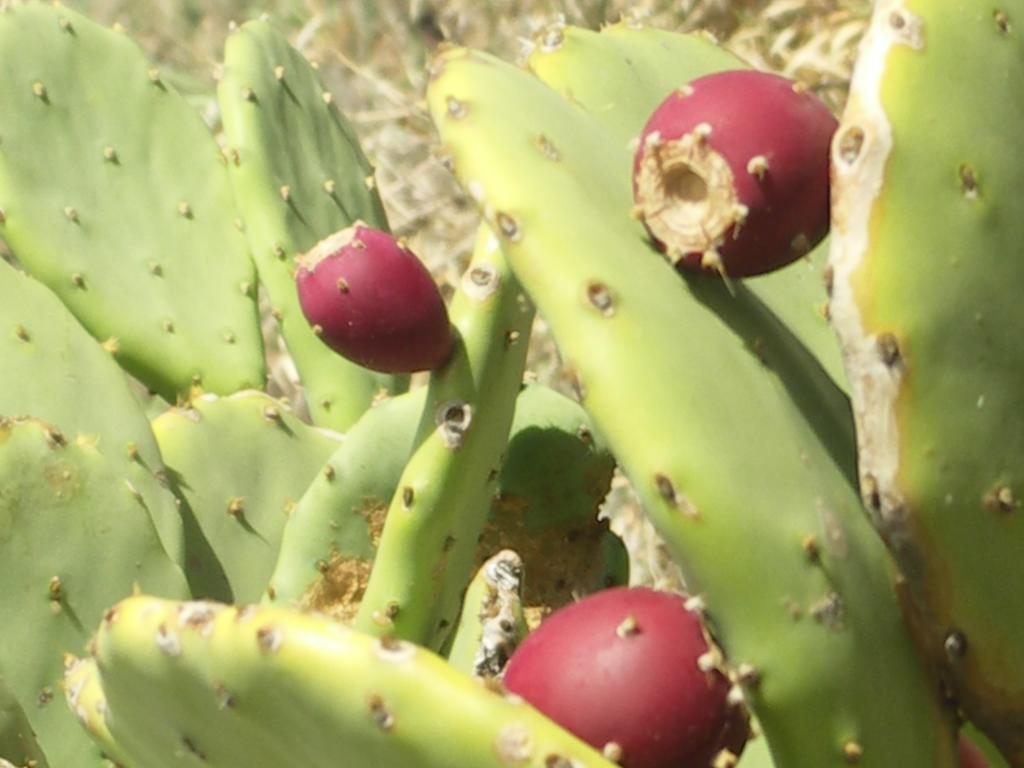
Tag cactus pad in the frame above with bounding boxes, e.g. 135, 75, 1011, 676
0, 417, 189, 766
0, 258, 186, 572
829, 0, 1024, 759
480, 382, 626, 623
352, 226, 533, 648
219, 18, 401, 429
0, 4, 265, 399
0, 675, 49, 768
266, 388, 425, 619
152, 391, 342, 603
74, 595, 618, 768
428, 44, 956, 766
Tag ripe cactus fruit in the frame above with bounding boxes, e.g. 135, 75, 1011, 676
633, 70, 837, 277
296, 223, 453, 373
503, 587, 747, 768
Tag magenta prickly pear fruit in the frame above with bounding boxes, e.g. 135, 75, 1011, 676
502, 587, 747, 768
958, 735, 990, 768
296, 223, 454, 373
633, 70, 838, 278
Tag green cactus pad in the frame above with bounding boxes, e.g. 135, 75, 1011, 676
0, 417, 189, 767
152, 391, 342, 604
480, 382, 626, 623
75, 595, 618, 768
0, 3, 265, 400
266, 388, 425, 620
0, 674, 49, 768
495, 383, 614, 531
829, 1, 1024, 760
352, 226, 533, 649
0, 258, 186, 573
526, 22, 742, 144
524, 22, 845, 392
218, 18, 402, 430
428, 46, 956, 766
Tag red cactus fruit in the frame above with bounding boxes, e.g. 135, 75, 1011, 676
958, 733, 991, 768
296, 223, 453, 373
502, 587, 747, 768
633, 70, 838, 278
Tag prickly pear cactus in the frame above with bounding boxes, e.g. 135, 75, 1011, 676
151, 391, 342, 603
526, 22, 742, 143
352, 226, 533, 649
70, 595, 618, 768
480, 382, 627, 624
524, 22, 846, 392
0, 4, 265, 400
63, 657, 126, 767
0, 417, 189, 767
0, 258, 187, 570
427, 39, 957, 766
218, 18, 401, 430
830, 0, 1024, 760
266, 388, 425, 618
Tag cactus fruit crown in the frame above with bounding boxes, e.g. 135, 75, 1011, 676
633, 70, 837, 278
295, 221, 454, 374
296, 221, 366, 273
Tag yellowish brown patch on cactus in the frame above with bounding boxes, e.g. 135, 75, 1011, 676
302, 554, 373, 623
584, 281, 615, 317
300, 500, 387, 621
842, 740, 863, 763
829, 0, 921, 541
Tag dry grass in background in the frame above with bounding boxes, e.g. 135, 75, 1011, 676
61, 0, 873, 589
